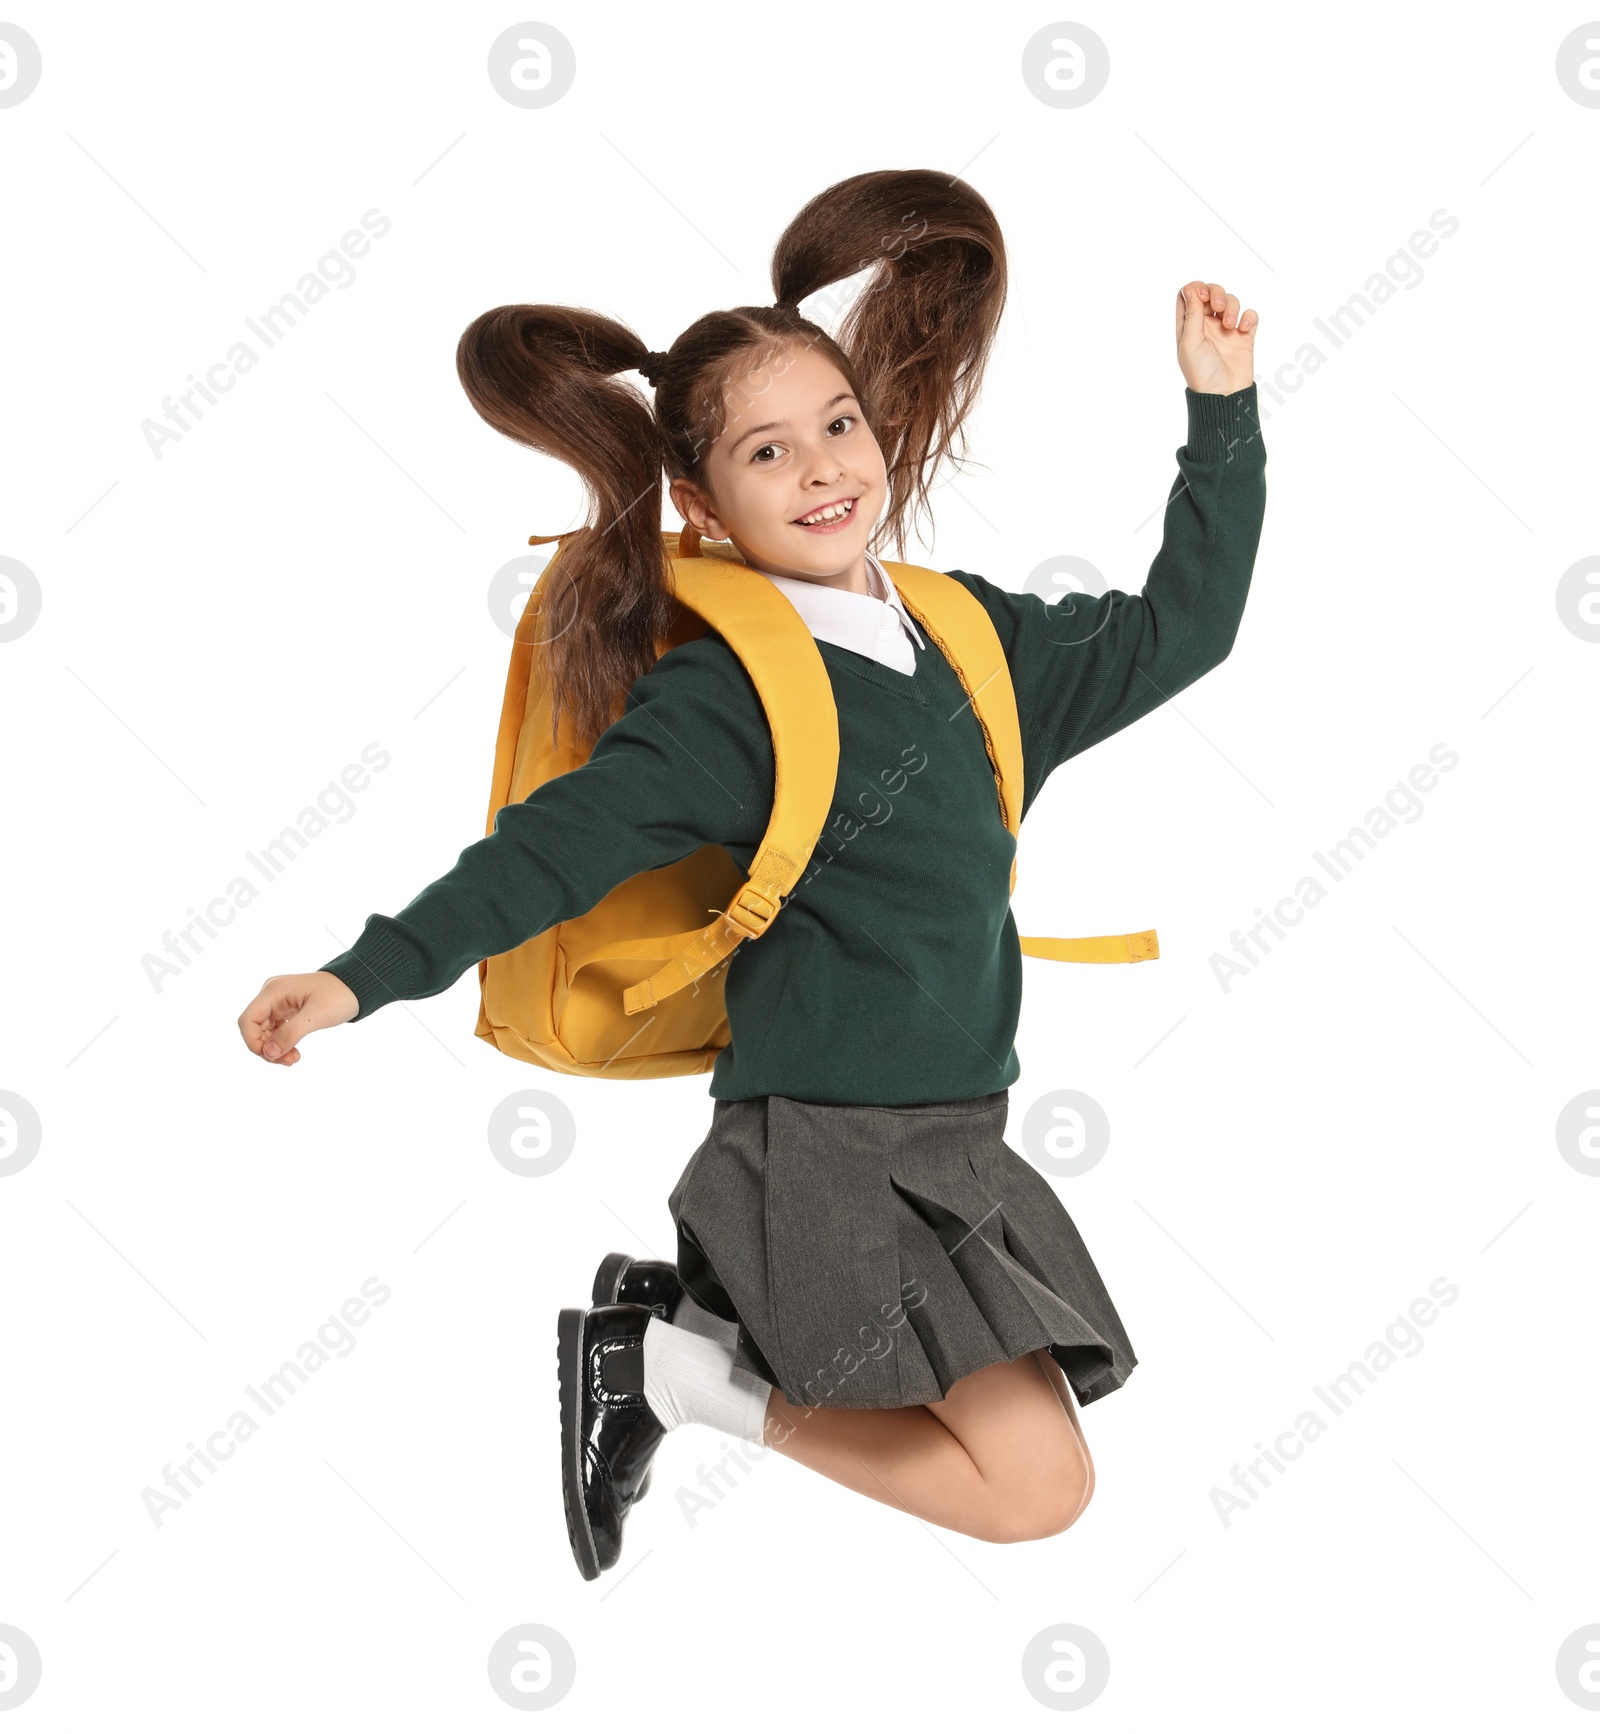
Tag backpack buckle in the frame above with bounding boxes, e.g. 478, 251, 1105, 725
723, 884, 778, 941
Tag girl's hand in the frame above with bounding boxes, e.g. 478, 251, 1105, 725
1176, 280, 1257, 395
238, 971, 360, 1066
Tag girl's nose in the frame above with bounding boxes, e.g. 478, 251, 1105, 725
800, 455, 845, 485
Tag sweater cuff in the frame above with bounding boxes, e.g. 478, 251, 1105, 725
319, 919, 426, 1022
1183, 380, 1261, 465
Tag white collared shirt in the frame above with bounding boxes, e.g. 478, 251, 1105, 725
754, 552, 926, 676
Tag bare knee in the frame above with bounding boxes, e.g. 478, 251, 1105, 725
933, 1351, 1096, 1542
975, 1455, 1092, 1543
1037, 1466, 1093, 1537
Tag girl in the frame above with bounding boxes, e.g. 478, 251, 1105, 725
237, 169, 1265, 1581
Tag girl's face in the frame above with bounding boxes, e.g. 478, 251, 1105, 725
670, 342, 888, 588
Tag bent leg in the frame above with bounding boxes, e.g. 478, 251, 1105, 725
1031, 1349, 1095, 1522
761, 1350, 1091, 1542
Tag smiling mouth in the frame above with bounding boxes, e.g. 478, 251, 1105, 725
793, 497, 858, 528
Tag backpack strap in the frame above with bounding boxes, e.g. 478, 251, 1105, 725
620, 552, 838, 1014
884, 562, 1159, 965
884, 563, 1026, 842
1019, 930, 1159, 962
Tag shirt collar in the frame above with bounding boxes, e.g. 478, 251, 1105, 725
753, 552, 927, 667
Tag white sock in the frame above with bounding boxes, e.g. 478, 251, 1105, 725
641, 1315, 771, 1443
670, 1289, 741, 1351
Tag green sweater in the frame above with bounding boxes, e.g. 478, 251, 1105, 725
322, 383, 1267, 1104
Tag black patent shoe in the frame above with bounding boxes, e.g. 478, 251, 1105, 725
589, 1252, 681, 1503
591, 1250, 683, 1315
557, 1303, 665, 1580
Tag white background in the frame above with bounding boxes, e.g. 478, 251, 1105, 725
2, 0, 1596, 1725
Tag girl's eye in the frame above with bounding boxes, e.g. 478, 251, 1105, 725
749, 414, 856, 464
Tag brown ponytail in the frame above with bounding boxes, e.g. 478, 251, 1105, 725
769, 168, 1007, 559
455, 304, 676, 751
455, 169, 1006, 749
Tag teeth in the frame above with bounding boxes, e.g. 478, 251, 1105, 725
798, 500, 853, 525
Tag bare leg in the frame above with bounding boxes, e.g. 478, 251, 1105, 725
759, 1350, 1092, 1543
1031, 1349, 1096, 1522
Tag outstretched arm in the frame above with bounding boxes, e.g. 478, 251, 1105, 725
319, 634, 773, 1022
946, 281, 1266, 814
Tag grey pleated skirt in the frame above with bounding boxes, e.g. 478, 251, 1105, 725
666, 1088, 1137, 1411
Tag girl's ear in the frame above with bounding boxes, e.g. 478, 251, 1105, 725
670, 478, 728, 543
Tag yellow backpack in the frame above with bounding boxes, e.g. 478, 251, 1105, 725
475, 527, 1158, 1077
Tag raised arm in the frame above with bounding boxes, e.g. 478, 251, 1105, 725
946, 378, 1266, 816
319, 632, 774, 1021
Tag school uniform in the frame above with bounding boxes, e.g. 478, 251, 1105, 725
322, 381, 1268, 1411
